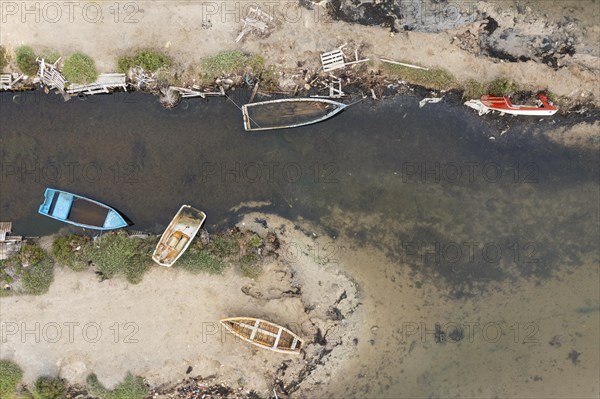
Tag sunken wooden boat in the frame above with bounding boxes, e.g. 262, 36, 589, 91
480, 94, 558, 116
152, 205, 206, 267
242, 98, 347, 131
220, 317, 304, 354
38, 188, 128, 230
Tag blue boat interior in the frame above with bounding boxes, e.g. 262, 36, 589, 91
39, 189, 127, 229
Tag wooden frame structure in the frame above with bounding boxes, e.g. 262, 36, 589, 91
221, 317, 304, 354
67, 73, 128, 95
37, 58, 67, 93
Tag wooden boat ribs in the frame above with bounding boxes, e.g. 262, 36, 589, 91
220, 317, 304, 354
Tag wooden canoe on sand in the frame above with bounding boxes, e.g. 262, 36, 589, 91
220, 317, 304, 354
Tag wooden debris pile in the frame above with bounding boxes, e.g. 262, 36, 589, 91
320, 43, 369, 73
66, 73, 128, 95
0, 73, 26, 91
0, 222, 22, 261
37, 57, 67, 94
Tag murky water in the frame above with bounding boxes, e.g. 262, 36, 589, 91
1, 90, 599, 396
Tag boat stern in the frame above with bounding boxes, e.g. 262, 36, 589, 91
38, 188, 56, 216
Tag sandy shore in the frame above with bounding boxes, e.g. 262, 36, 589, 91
1, 1, 599, 106
0, 214, 361, 396
1, 213, 598, 398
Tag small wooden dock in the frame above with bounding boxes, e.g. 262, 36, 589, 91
0, 222, 23, 261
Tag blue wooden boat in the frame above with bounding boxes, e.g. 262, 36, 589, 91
38, 188, 128, 230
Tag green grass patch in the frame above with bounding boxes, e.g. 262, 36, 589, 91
382, 62, 456, 90
176, 241, 226, 274
210, 233, 240, 258
0, 359, 23, 399
15, 46, 38, 75
462, 79, 487, 99
248, 234, 263, 248
0, 46, 8, 72
487, 78, 518, 96
20, 244, 54, 295
38, 48, 61, 64
52, 234, 92, 271
86, 373, 147, 399
89, 232, 155, 284
62, 53, 98, 84
201, 50, 247, 78
32, 376, 66, 399
117, 49, 172, 73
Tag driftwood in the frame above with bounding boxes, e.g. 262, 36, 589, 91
380, 58, 430, 71
169, 86, 225, 98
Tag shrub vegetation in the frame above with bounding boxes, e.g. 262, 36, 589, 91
15, 46, 38, 75
86, 373, 147, 399
62, 53, 98, 84
32, 376, 67, 399
0, 46, 9, 72
52, 234, 92, 271
0, 359, 23, 399
117, 49, 172, 72
487, 78, 519, 96
89, 232, 155, 284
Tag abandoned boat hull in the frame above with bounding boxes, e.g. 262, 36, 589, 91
152, 205, 206, 267
480, 94, 558, 116
220, 317, 304, 354
242, 98, 347, 131
38, 188, 128, 230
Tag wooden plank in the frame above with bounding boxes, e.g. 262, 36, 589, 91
272, 328, 283, 349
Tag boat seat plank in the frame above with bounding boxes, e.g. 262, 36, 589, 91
273, 328, 283, 349
249, 319, 260, 340
52, 192, 73, 220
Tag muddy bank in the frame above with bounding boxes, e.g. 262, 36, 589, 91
1, 1, 599, 108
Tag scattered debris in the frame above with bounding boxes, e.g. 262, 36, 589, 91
464, 99, 491, 116
419, 97, 443, 108
235, 6, 274, 43
310, 78, 345, 99
321, 44, 369, 73
169, 85, 225, 99
36, 57, 67, 95
0, 73, 25, 91
0, 222, 22, 261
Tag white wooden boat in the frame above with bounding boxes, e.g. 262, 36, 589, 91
152, 205, 206, 267
242, 98, 347, 131
220, 317, 304, 354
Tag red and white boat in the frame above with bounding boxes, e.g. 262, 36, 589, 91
479, 94, 558, 116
